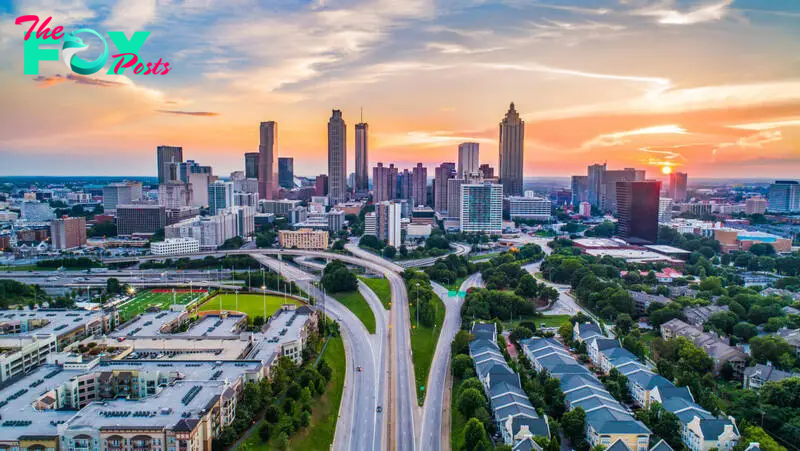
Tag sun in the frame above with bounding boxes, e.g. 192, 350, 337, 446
661, 165, 672, 175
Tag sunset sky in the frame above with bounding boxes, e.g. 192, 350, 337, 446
0, 0, 799, 178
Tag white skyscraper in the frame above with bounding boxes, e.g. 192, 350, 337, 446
457, 142, 480, 178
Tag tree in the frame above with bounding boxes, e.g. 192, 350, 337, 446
399, 245, 408, 257
259, 422, 272, 442
510, 326, 534, 343
515, 274, 539, 299
732, 322, 758, 341
321, 260, 358, 293
751, 336, 795, 368
383, 245, 397, 259
615, 313, 633, 336
464, 418, 491, 451
452, 354, 474, 379
359, 234, 384, 251
734, 424, 786, 451
274, 432, 289, 451
457, 388, 487, 417
561, 407, 586, 444
106, 277, 122, 295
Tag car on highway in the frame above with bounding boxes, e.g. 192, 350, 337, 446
356, 366, 363, 372
376, 406, 382, 413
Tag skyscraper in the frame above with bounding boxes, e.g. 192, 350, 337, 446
315, 174, 328, 197
601, 168, 645, 213
156, 145, 183, 184
355, 122, 369, 194
479, 164, 494, 180
327, 110, 347, 204
571, 175, 588, 206
372, 163, 398, 203
447, 173, 482, 220
398, 169, 412, 202
278, 157, 294, 189
245, 152, 260, 179
375, 201, 402, 247
616, 180, 661, 244
460, 182, 503, 233
668, 172, 688, 203
50, 216, 87, 250
434, 162, 456, 214
258, 121, 278, 200
499, 103, 525, 197
411, 163, 427, 206
768, 181, 800, 213
587, 163, 606, 207
458, 142, 480, 177
208, 181, 234, 213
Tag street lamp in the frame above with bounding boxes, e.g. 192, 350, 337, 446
415, 282, 420, 329
262, 285, 266, 320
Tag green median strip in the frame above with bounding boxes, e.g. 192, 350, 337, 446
410, 290, 445, 405
331, 290, 377, 334
358, 276, 391, 309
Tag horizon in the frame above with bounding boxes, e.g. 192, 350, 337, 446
1, 1, 800, 178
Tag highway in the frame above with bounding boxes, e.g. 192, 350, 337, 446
251, 254, 388, 451
395, 242, 472, 269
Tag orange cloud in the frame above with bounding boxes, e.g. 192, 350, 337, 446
157, 110, 221, 117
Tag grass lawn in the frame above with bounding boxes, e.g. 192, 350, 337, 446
467, 252, 503, 262
410, 291, 445, 405
240, 336, 345, 451
332, 290, 376, 334
198, 293, 297, 319
502, 314, 571, 331
359, 276, 391, 309
119, 289, 206, 320
442, 276, 467, 292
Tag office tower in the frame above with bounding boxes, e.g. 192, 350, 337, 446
375, 201, 402, 247
278, 157, 294, 189
245, 152, 260, 179
446, 173, 482, 220
327, 110, 347, 204
103, 182, 141, 211
233, 206, 256, 237
208, 181, 234, 213
411, 163, 427, 206
158, 182, 192, 209
355, 122, 369, 194
479, 164, 494, 180
156, 145, 183, 183
506, 195, 551, 221
434, 163, 456, 213
50, 216, 87, 250
171, 160, 212, 184
460, 182, 503, 233
363, 212, 377, 236
579, 202, 591, 218
398, 169, 412, 202
668, 172, 688, 202
373, 163, 398, 203
458, 142, 480, 177
768, 181, 800, 213
601, 168, 644, 213
745, 197, 768, 215
187, 172, 210, 207
587, 163, 606, 207
315, 174, 328, 197
258, 121, 278, 201
616, 180, 661, 244
117, 205, 167, 235
499, 103, 525, 197
659, 198, 673, 222
571, 175, 588, 206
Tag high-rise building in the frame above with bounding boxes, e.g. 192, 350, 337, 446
50, 216, 86, 250
461, 183, 503, 233
398, 169, 412, 202
616, 180, 661, 244
587, 163, 606, 207
188, 172, 210, 207
434, 162, 456, 213
258, 121, 278, 201
668, 172, 688, 202
117, 205, 167, 236
327, 110, 347, 204
479, 164, 494, 180
20, 201, 54, 222
171, 160, 212, 183
278, 157, 294, 189
571, 175, 588, 206
156, 145, 183, 184
279, 229, 329, 250
768, 181, 800, 213
499, 103, 525, 197
447, 173, 482, 220
659, 198, 673, 222
372, 163, 398, 203
579, 202, 591, 218
208, 181, 234, 213
506, 195, 551, 221
363, 212, 377, 236
411, 163, 427, 207
601, 168, 645, 213
355, 122, 369, 194
158, 182, 192, 209
745, 197, 768, 215
245, 152, 260, 179
458, 142, 480, 177
103, 182, 142, 211
375, 201, 402, 247
314, 174, 328, 197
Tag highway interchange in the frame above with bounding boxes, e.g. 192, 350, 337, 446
10, 238, 580, 451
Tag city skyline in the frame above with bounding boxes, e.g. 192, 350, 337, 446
2, 0, 800, 177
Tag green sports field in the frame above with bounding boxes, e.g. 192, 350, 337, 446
118, 289, 206, 320
198, 293, 299, 320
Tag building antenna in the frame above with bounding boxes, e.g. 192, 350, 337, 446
360, 106, 363, 123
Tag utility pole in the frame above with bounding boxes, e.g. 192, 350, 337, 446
415, 282, 420, 329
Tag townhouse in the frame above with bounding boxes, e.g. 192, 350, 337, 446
660, 319, 746, 379
743, 363, 798, 390
520, 336, 651, 451
469, 322, 550, 449
584, 325, 740, 451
